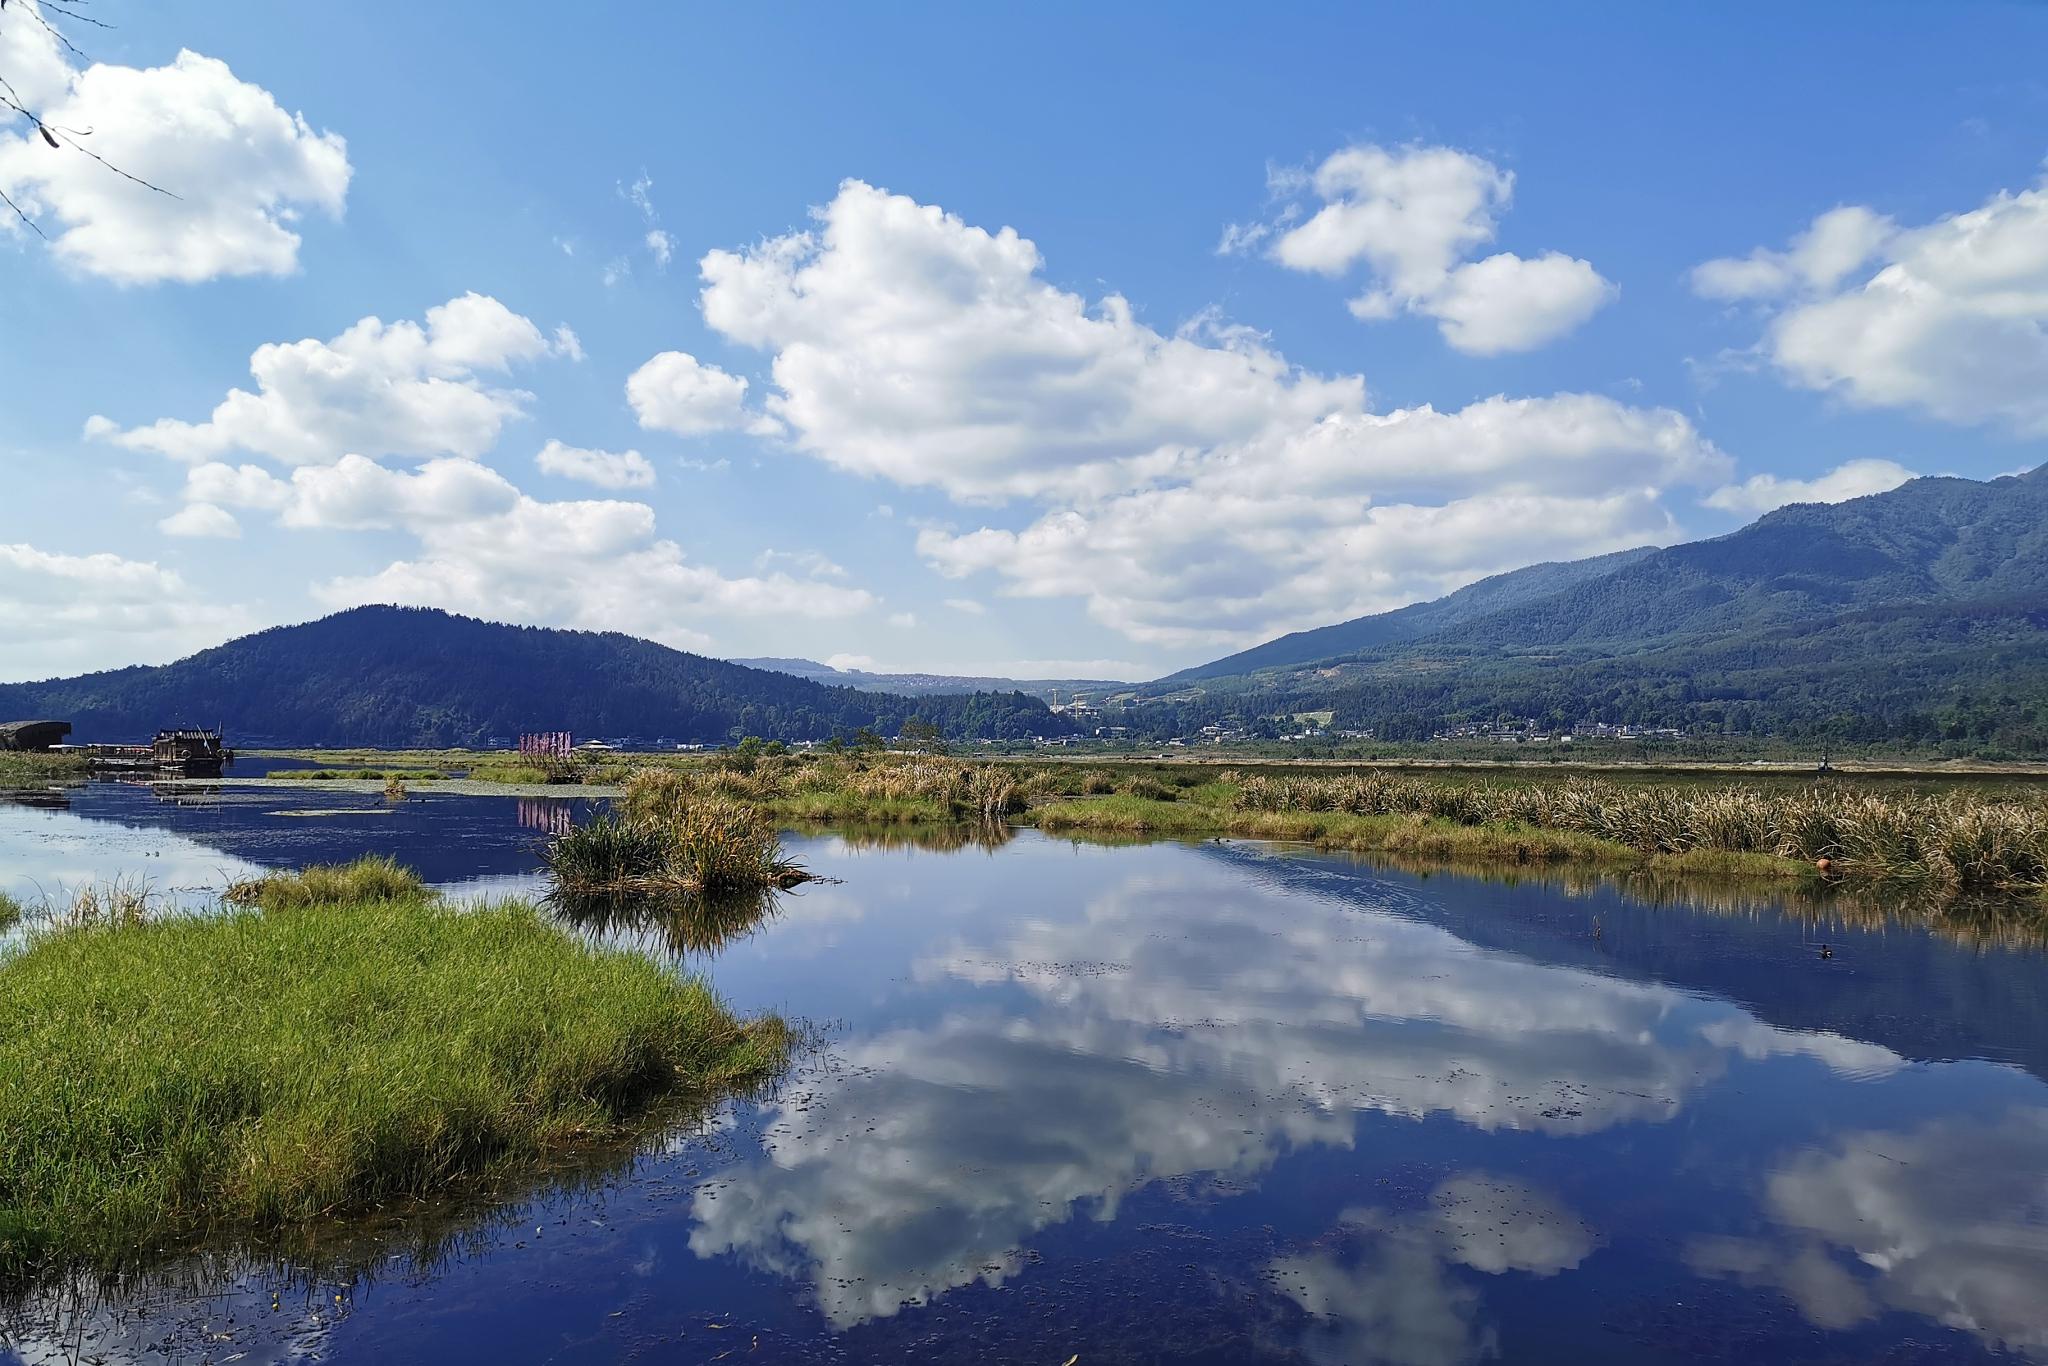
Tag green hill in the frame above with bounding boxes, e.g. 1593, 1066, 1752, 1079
0, 606, 1072, 748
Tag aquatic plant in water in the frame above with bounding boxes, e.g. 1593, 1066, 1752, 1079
544, 798, 810, 897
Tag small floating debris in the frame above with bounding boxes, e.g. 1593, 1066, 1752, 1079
271, 808, 394, 819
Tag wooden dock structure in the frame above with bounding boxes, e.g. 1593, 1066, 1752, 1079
85, 729, 233, 779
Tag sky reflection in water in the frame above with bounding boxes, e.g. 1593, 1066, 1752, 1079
2, 784, 2045, 1364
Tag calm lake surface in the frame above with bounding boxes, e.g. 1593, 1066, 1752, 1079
4, 780, 2048, 1364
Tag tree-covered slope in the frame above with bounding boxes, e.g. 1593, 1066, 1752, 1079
1160, 545, 1660, 684
0, 606, 1072, 747
1140, 466, 2048, 752
1425, 468, 2048, 654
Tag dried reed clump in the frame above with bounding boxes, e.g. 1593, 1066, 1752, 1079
551, 784, 809, 897
1229, 772, 2048, 892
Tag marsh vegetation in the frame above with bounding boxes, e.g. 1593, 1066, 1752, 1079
514, 752, 2048, 898
0, 862, 790, 1276
0, 751, 85, 786
541, 770, 813, 898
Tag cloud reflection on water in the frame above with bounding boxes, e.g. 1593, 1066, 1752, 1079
1688, 1107, 2048, 1355
1272, 1173, 1599, 1366
690, 861, 1903, 1328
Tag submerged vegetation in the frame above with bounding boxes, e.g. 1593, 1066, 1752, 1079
0, 864, 790, 1273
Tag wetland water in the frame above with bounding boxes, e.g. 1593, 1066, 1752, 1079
4, 780, 2048, 1363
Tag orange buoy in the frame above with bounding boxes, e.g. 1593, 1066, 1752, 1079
1815, 857, 1833, 874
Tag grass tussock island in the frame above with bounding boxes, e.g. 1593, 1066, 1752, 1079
521, 751, 2048, 896
0, 860, 790, 1272
543, 770, 813, 897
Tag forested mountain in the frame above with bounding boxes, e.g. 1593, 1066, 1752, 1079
1162, 546, 1660, 684
1143, 467, 2048, 754
0, 607, 1073, 747
730, 657, 1125, 701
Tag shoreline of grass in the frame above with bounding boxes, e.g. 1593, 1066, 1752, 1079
202, 751, 2048, 896
589, 754, 2046, 895
0, 861, 790, 1274
0, 752, 86, 787
1025, 796, 1817, 880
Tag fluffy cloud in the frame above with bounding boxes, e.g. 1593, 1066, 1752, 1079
1422, 251, 1616, 355
1690, 205, 1894, 302
87, 294, 567, 465
0, 542, 249, 679
0, 3, 349, 283
691, 181, 1702, 651
175, 454, 873, 651
920, 396, 1724, 649
1693, 180, 2048, 434
698, 180, 1361, 498
1245, 143, 1615, 354
156, 501, 240, 538
535, 439, 656, 490
625, 350, 778, 438
1704, 457, 1915, 515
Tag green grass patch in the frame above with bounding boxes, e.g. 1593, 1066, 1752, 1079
0, 752, 86, 785
463, 761, 558, 785
0, 881, 790, 1271
223, 854, 428, 910
0, 893, 22, 932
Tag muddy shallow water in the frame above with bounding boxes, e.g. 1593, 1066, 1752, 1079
3, 780, 2046, 1364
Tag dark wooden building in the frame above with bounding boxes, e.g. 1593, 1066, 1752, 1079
0, 720, 72, 752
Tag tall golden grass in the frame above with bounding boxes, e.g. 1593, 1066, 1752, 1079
1227, 772, 2048, 892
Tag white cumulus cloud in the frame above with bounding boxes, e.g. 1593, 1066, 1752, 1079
0, 542, 251, 680
86, 294, 567, 465
625, 350, 779, 437
156, 501, 240, 538
687, 180, 1717, 653
918, 392, 1725, 650
1704, 458, 1916, 515
697, 179, 1361, 499
536, 439, 656, 490
1255, 143, 1615, 354
1692, 179, 2048, 434
172, 454, 874, 653
0, 2, 349, 283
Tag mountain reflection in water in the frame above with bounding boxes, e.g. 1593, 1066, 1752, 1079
1, 791, 2045, 1364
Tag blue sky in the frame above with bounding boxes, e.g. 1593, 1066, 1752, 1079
4, 2, 2046, 683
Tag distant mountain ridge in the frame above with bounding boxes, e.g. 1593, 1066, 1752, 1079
1161, 545, 1661, 685
1146, 466, 2048, 751
0, 607, 1072, 748
732, 656, 1127, 701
